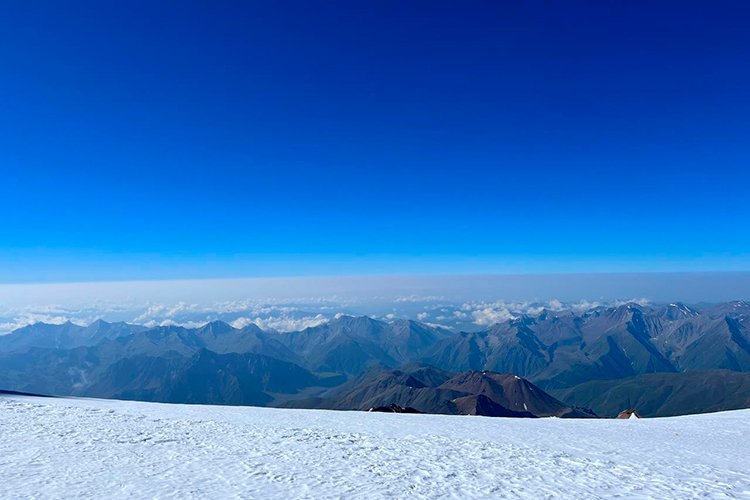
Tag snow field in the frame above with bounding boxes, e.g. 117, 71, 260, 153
1, 395, 749, 499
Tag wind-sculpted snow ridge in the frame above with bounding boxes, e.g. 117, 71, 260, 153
1, 395, 749, 499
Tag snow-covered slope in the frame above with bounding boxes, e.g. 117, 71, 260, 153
1, 395, 748, 499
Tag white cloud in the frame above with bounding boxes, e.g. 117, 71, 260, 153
155, 319, 210, 329
453, 311, 468, 319
417, 312, 429, 321
133, 305, 167, 323
548, 299, 564, 311
525, 306, 546, 316
424, 322, 454, 331
231, 314, 329, 332
165, 302, 200, 317
213, 299, 305, 315
614, 298, 651, 307
394, 295, 447, 303
570, 300, 600, 311
460, 299, 578, 319
471, 307, 516, 326
229, 317, 254, 329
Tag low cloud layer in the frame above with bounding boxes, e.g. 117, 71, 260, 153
2, 272, 748, 335
0, 296, 659, 336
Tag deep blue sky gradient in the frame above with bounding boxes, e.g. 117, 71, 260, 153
2, 1, 749, 282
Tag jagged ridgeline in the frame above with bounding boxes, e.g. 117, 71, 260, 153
1, 301, 749, 418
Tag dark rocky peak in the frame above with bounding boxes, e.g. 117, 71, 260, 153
367, 403, 421, 414
452, 394, 535, 418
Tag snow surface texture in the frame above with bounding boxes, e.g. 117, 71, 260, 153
1, 395, 749, 499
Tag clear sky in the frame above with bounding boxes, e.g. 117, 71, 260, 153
2, 1, 749, 283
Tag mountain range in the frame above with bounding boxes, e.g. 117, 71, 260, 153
0, 300, 749, 417
421, 302, 750, 390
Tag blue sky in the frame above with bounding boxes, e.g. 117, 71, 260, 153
2, 1, 749, 283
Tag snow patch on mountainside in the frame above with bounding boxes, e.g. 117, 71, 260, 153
0, 395, 748, 499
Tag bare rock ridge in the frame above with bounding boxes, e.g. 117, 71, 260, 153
279, 364, 591, 418
368, 403, 421, 414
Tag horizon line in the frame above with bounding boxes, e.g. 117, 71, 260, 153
2, 269, 750, 287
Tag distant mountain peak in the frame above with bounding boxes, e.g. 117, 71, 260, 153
606, 303, 644, 321
200, 320, 235, 331
340, 314, 379, 323
657, 302, 699, 321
